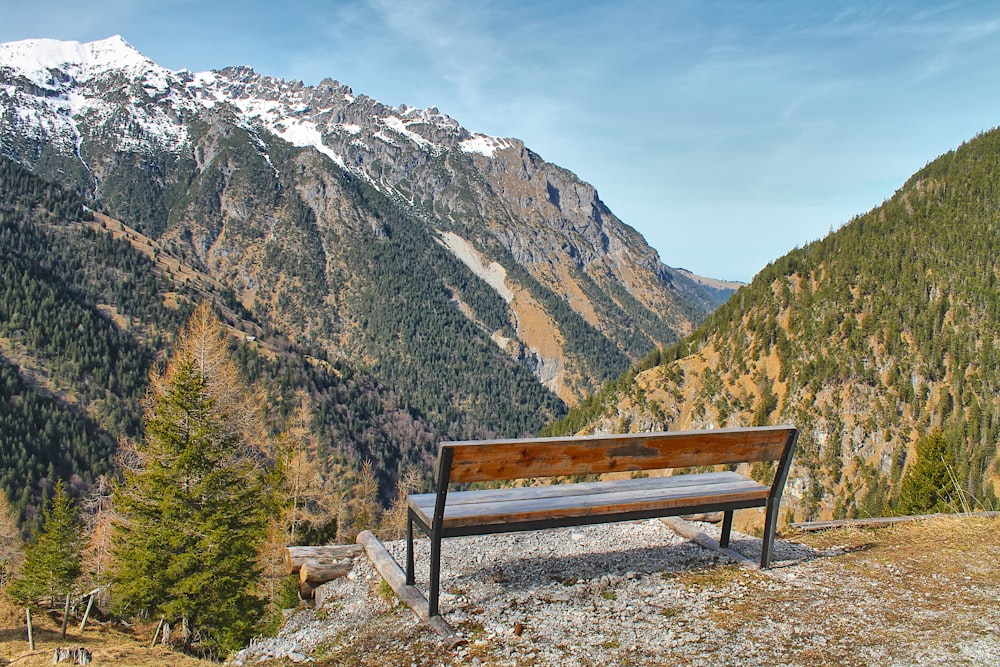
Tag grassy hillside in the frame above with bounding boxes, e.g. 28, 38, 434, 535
0, 592, 213, 666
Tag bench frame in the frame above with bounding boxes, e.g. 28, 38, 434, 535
406, 425, 798, 617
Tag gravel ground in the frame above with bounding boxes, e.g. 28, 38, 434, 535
230, 518, 1000, 667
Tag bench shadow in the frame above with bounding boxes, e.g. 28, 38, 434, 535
440, 532, 832, 593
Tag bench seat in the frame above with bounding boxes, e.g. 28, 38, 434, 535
408, 471, 770, 534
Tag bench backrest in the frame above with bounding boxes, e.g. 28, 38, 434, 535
438, 425, 798, 484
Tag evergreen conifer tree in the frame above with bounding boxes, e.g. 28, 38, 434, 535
8, 481, 82, 606
895, 430, 956, 515
111, 304, 275, 657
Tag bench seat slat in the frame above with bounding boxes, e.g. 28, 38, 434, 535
418, 470, 749, 508
408, 472, 768, 530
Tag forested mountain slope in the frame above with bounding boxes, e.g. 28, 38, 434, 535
0, 36, 732, 416
549, 128, 1000, 522
0, 158, 448, 525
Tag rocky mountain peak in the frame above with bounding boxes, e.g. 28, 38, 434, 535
0, 35, 161, 88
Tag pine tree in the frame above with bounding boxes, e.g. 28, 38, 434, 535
895, 430, 956, 515
111, 304, 276, 657
8, 481, 83, 606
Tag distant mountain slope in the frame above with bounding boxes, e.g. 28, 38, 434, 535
0, 36, 732, 414
549, 128, 1000, 522
0, 158, 453, 521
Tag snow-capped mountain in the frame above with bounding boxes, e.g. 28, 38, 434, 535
2, 36, 507, 193
0, 35, 734, 408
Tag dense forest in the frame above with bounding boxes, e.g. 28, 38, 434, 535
0, 159, 432, 526
0, 158, 172, 525
548, 128, 1000, 521
328, 169, 568, 439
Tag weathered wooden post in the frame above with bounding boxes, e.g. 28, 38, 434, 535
26, 607, 34, 650
62, 593, 71, 638
79, 593, 95, 632
150, 616, 165, 647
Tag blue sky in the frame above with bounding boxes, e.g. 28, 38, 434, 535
4, 1, 1000, 282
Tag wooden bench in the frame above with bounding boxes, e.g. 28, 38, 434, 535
406, 425, 798, 617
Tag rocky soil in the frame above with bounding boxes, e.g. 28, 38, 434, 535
231, 515, 1000, 667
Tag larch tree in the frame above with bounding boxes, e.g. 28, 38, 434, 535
0, 490, 24, 589
380, 464, 423, 541
338, 460, 380, 542
111, 303, 278, 657
259, 393, 342, 611
80, 474, 115, 608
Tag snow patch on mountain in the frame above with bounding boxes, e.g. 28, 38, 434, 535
0, 36, 515, 176
381, 116, 438, 152
460, 133, 512, 158
273, 119, 348, 171
0, 35, 157, 88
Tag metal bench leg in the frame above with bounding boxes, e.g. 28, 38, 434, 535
428, 533, 443, 617
405, 511, 415, 586
760, 498, 779, 568
719, 510, 734, 548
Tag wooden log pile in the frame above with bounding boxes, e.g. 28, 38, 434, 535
286, 537, 465, 647
283, 544, 364, 600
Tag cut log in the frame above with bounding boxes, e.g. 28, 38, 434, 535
661, 517, 796, 580
283, 545, 364, 574
299, 561, 352, 584
356, 530, 466, 649
660, 517, 757, 568
298, 580, 318, 600
53, 646, 93, 665
680, 512, 723, 523
791, 510, 1000, 532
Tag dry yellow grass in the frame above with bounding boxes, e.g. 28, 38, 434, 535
0, 597, 213, 666
702, 515, 1000, 666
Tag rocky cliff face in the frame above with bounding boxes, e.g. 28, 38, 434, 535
0, 36, 733, 409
